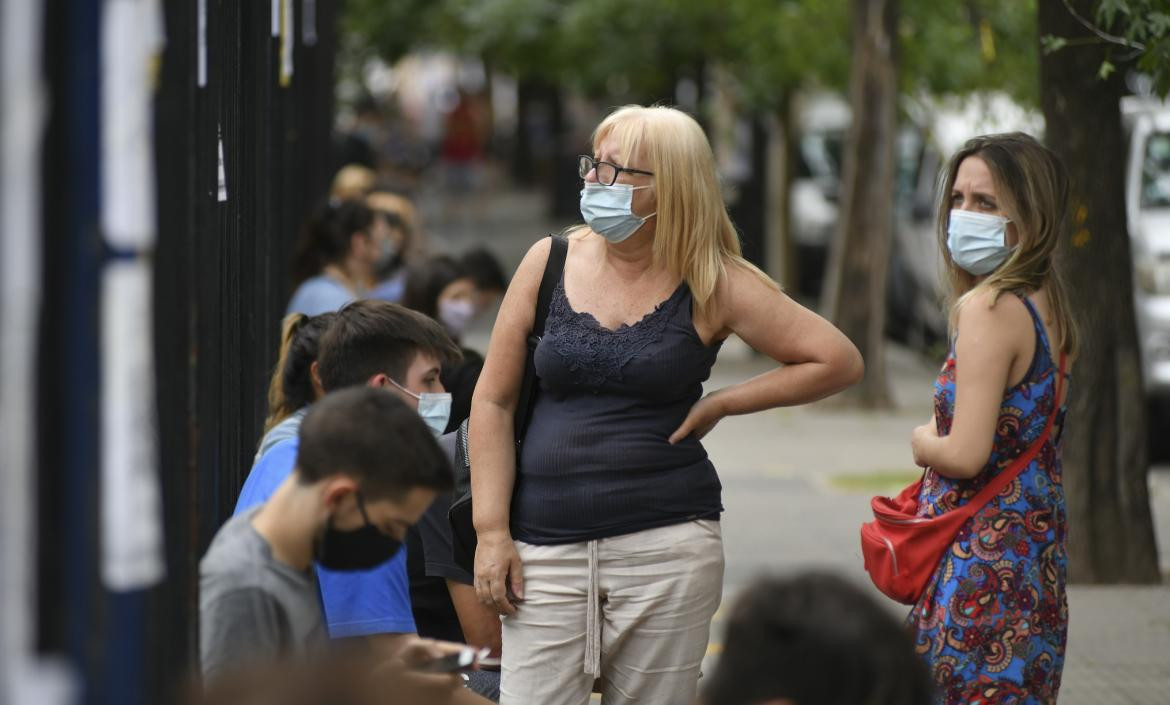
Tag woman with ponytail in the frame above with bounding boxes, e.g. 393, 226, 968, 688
287, 199, 393, 316
254, 311, 336, 466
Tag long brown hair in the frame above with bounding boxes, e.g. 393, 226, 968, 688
936, 132, 1079, 356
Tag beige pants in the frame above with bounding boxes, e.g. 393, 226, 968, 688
499, 520, 724, 705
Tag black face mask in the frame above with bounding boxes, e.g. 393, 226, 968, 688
314, 493, 403, 572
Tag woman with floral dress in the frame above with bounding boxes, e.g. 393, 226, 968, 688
908, 133, 1078, 705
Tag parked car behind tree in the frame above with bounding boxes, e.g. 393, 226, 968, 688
1123, 97, 1170, 458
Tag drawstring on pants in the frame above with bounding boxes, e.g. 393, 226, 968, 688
583, 539, 601, 677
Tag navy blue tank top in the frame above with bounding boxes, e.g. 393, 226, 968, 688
511, 273, 724, 545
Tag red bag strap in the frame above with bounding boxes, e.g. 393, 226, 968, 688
956, 351, 1067, 518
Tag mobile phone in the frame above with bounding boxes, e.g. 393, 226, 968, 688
417, 646, 491, 673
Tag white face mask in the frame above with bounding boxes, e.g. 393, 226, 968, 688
438, 298, 476, 338
387, 378, 452, 436
579, 183, 656, 243
946, 209, 1014, 275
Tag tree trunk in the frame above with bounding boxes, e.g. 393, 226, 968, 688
736, 115, 769, 270
1038, 0, 1160, 582
822, 0, 897, 408
511, 77, 545, 187
765, 93, 797, 289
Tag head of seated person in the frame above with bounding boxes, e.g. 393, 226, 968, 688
264, 311, 337, 433
316, 300, 462, 427
700, 572, 933, 705
402, 255, 478, 343
287, 387, 454, 573
458, 246, 509, 316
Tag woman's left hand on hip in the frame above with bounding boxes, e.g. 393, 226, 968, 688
669, 393, 726, 444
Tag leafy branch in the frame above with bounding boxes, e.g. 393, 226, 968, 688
1043, 0, 1170, 97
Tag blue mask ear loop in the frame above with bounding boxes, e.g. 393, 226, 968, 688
631, 184, 656, 221
385, 375, 420, 400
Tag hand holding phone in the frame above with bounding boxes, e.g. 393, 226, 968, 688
416, 646, 491, 673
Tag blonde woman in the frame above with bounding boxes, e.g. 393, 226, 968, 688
469, 105, 863, 705
907, 133, 1077, 704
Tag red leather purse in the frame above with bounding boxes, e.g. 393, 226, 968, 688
861, 353, 1066, 605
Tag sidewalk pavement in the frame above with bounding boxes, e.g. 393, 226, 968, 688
433, 183, 1170, 704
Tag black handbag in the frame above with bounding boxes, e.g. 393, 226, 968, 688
448, 234, 568, 573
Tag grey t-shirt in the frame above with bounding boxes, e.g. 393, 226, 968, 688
199, 507, 325, 681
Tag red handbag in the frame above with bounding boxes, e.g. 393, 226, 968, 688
861, 352, 1066, 605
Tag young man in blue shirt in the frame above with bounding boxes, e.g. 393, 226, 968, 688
237, 301, 461, 655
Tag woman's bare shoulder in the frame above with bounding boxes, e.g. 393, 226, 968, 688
694, 257, 786, 339
954, 288, 1033, 356
714, 256, 784, 307
957, 288, 1030, 327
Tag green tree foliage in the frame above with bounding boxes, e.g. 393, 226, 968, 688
342, 0, 454, 63
1043, 0, 1170, 96
342, 0, 1040, 111
902, 0, 1039, 104
441, 0, 567, 81
717, 0, 850, 110
555, 0, 727, 99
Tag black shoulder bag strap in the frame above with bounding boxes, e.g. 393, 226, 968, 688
513, 234, 568, 444
448, 234, 567, 573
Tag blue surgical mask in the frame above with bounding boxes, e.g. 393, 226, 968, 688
580, 183, 656, 243
388, 378, 452, 436
947, 209, 1014, 275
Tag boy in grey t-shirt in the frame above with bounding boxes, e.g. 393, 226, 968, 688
199, 387, 452, 682
199, 507, 327, 679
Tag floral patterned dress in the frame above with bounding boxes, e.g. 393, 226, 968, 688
908, 295, 1070, 705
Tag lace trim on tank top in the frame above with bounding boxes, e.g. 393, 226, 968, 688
546, 278, 686, 390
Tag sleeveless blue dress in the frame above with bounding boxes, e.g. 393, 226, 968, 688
908, 295, 1070, 705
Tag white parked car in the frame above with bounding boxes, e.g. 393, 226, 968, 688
1122, 98, 1170, 444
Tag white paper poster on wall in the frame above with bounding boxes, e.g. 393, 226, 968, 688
100, 260, 166, 591
101, 0, 164, 249
217, 127, 227, 202
280, 0, 294, 86
198, 0, 207, 87
3, 0, 81, 700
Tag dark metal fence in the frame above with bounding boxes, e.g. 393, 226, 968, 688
35, 1, 340, 702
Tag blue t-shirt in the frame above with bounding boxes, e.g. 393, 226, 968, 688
369, 270, 406, 303
234, 437, 417, 638
286, 275, 355, 316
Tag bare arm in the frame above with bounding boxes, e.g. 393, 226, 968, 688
911, 291, 1024, 479
468, 237, 552, 614
446, 580, 502, 657
365, 632, 417, 659
671, 262, 864, 443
